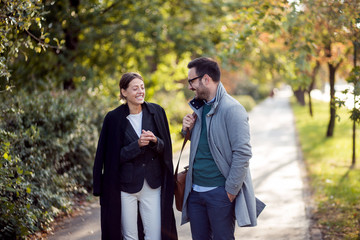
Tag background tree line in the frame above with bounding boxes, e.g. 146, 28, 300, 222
0, 0, 359, 238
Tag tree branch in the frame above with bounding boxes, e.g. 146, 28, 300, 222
335, 58, 343, 70
101, 2, 121, 15
25, 29, 62, 51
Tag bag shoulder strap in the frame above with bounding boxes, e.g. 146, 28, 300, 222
175, 112, 196, 176
174, 129, 190, 176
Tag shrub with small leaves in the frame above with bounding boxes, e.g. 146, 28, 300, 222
0, 90, 105, 239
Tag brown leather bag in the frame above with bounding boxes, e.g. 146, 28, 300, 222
174, 129, 191, 212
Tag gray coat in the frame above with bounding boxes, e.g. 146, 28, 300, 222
181, 83, 265, 227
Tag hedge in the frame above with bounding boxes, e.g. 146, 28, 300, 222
0, 91, 105, 239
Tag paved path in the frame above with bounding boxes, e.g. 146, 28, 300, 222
233, 89, 310, 239
48, 89, 310, 239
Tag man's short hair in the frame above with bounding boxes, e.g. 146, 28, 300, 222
187, 57, 220, 82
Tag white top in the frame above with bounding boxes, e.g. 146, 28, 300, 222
126, 111, 143, 137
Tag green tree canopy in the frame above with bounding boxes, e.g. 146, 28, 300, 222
0, 0, 57, 90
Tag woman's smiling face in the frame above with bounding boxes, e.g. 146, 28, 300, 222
121, 78, 145, 106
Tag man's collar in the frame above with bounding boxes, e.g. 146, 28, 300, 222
204, 97, 215, 105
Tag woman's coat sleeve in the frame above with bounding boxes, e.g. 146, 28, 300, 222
92, 114, 109, 196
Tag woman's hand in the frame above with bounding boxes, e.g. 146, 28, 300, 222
138, 130, 157, 147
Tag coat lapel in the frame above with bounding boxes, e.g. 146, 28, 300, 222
123, 103, 154, 141
122, 104, 140, 141
142, 104, 154, 132
124, 120, 139, 141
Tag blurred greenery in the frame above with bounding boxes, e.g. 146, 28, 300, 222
231, 95, 256, 112
1, 0, 359, 238
292, 97, 360, 239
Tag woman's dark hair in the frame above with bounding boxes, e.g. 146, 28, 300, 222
187, 57, 220, 82
119, 72, 144, 100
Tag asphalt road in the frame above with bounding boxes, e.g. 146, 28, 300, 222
48, 88, 311, 240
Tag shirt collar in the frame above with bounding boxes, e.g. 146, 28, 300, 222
204, 97, 215, 105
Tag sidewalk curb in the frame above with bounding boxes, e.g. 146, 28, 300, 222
291, 102, 323, 240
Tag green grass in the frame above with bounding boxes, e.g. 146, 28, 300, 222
291, 98, 360, 240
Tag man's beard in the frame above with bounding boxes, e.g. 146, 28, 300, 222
193, 83, 209, 100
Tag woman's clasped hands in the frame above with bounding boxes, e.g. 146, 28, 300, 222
138, 130, 157, 147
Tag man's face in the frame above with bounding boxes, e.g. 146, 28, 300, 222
188, 68, 209, 100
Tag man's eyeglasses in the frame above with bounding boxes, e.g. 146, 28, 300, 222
188, 75, 204, 87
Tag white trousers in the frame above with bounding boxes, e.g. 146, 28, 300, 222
121, 180, 161, 240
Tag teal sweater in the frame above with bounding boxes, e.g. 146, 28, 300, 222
193, 104, 226, 187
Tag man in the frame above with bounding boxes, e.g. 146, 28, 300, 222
181, 57, 265, 240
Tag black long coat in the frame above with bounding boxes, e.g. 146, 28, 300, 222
93, 102, 177, 240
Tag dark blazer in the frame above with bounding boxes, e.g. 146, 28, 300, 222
93, 102, 177, 240
119, 105, 163, 193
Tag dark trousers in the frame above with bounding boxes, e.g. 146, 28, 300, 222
188, 186, 235, 240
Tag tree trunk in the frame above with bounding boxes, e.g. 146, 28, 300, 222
351, 40, 358, 166
352, 120, 356, 167
308, 91, 313, 116
325, 41, 343, 138
294, 88, 306, 106
63, 0, 80, 90
326, 63, 336, 137
307, 61, 320, 117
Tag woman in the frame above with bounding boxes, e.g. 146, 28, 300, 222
93, 72, 177, 240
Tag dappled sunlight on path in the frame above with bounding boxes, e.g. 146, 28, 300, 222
48, 201, 101, 240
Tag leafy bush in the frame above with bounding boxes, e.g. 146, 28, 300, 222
151, 90, 191, 148
234, 80, 271, 101
0, 91, 105, 239
232, 95, 256, 112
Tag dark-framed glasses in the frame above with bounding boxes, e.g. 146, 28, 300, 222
188, 75, 204, 87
